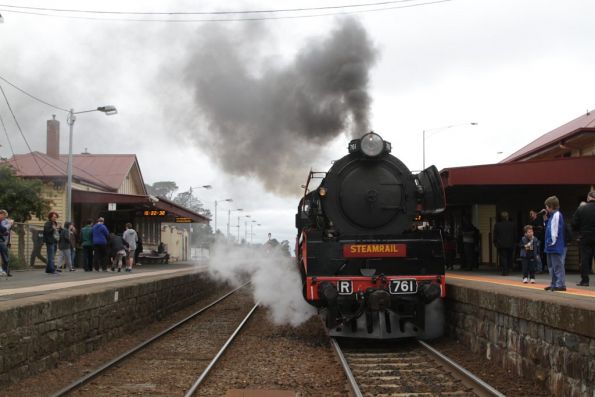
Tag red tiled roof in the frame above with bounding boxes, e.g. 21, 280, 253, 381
4, 152, 138, 191
501, 110, 595, 162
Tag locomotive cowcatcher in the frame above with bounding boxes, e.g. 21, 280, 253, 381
295, 132, 446, 339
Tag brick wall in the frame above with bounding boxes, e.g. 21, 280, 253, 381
446, 284, 594, 396
0, 273, 220, 386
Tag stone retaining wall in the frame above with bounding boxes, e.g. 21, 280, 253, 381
446, 283, 594, 397
0, 272, 217, 386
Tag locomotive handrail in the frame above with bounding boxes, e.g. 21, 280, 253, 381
301, 170, 326, 198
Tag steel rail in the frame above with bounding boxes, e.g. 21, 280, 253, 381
50, 282, 250, 397
330, 337, 364, 397
184, 303, 259, 397
418, 340, 506, 397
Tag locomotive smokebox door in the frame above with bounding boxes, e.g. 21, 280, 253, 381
417, 165, 445, 213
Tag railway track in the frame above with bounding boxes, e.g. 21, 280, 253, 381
50, 283, 257, 397
332, 338, 505, 397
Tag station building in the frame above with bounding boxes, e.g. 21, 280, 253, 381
1, 116, 208, 264
440, 110, 595, 271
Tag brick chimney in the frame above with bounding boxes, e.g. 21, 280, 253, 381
47, 115, 59, 159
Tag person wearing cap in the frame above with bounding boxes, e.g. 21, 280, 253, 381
91, 217, 110, 271
0, 209, 14, 276
43, 211, 60, 274
572, 191, 595, 287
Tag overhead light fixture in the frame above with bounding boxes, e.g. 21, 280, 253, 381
97, 105, 118, 115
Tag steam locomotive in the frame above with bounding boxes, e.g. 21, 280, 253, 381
295, 132, 446, 339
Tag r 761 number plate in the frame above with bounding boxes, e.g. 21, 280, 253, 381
389, 279, 418, 294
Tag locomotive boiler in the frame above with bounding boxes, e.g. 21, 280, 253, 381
295, 132, 446, 339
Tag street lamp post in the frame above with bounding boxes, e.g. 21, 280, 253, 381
250, 220, 257, 244
227, 208, 242, 239
190, 185, 212, 192
422, 122, 477, 169
66, 106, 117, 222
213, 198, 232, 233
188, 184, 212, 217
243, 214, 251, 242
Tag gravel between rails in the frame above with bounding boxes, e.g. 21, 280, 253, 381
429, 338, 551, 397
195, 309, 349, 397
0, 281, 234, 397
69, 289, 255, 396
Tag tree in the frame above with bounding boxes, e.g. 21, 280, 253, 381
146, 181, 178, 199
280, 240, 292, 257
0, 165, 51, 266
173, 190, 204, 213
172, 190, 215, 249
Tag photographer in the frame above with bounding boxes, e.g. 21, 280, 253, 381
0, 209, 14, 277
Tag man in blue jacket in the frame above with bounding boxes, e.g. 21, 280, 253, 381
543, 196, 567, 291
92, 217, 110, 271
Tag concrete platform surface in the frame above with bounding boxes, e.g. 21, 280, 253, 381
0, 262, 206, 302
446, 268, 595, 305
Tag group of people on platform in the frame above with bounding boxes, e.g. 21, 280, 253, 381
491, 191, 595, 290
41, 212, 142, 275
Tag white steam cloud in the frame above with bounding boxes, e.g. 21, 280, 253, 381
207, 241, 316, 327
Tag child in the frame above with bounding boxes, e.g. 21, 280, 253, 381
519, 225, 540, 284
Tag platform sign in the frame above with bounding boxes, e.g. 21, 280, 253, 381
175, 217, 193, 223
108, 203, 117, 211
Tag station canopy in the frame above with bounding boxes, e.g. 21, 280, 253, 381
72, 190, 209, 223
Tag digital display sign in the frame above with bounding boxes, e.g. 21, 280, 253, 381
144, 210, 166, 216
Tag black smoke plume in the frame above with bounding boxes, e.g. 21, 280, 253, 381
184, 18, 377, 195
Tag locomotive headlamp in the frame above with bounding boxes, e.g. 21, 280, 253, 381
319, 187, 327, 197
361, 133, 384, 157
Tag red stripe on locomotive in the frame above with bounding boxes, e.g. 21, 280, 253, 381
306, 275, 446, 300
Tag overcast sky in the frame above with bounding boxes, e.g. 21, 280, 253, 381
1, 0, 594, 244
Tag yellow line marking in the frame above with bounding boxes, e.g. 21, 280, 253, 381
447, 274, 595, 298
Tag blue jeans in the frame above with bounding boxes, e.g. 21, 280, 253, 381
0, 242, 9, 273
59, 248, 72, 270
522, 257, 536, 279
83, 246, 93, 271
46, 243, 56, 273
547, 248, 567, 288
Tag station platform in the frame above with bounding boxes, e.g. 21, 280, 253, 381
1, 262, 593, 302
446, 268, 595, 300
0, 261, 206, 302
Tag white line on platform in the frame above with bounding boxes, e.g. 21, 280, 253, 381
0, 266, 206, 297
